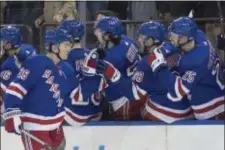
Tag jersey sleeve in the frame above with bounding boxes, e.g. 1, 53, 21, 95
158, 67, 202, 101
0, 61, 19, 92
68, 76, 106, 106
0, 68, 16, 92
105, 76, 143, 101
126, 43, 141, 77
4, 58, 44, 110
132, 61, 148, 95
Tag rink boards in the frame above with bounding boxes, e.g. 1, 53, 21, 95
1, 121, 224, 150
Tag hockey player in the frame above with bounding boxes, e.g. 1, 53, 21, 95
57, 20, 105, 126
147, 17, 225, 120
0, 26, 36, 113
2, 28, 73, 150
84, 16, 147, 120
132, 21, 193, 123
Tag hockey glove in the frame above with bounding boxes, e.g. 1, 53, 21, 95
147, 48, 167, 72
82, 49, 121, 83
96, 59, 121, 83
216, 34, 225, 50
2, 108, 22, 135
160, 42, 180, 57
96, 46, 106, 59
82, 49, 98, 76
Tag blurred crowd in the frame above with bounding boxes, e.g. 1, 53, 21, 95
0, 1, 224, 52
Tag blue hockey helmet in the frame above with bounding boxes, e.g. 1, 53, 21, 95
137, 21, 166, 44
44, 28, 72, 51
0, 26, 22, 49
95, 16, 122, 38
58, 20, 85, 41
169, 17, 197, 40
16, 44, 37, 62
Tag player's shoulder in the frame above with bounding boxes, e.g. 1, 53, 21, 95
181, 42, 209, 68
196, 29, 209, 45
1, 56, 16, 70
58, 60, 75, 74
23, 54, 53, 69
26, 54, 50, 63
68, 48, 90, 60
121, 35, 138, 47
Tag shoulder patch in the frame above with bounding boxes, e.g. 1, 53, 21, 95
126, 44, 138, 63
133, 71, 144, 83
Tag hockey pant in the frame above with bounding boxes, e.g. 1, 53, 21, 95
21, 124, 65, 150
113, 94, 148, 120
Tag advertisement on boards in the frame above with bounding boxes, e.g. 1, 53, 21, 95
1, 121, 224, 150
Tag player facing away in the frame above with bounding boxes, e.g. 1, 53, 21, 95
2, 28, 73, 150
57, 20, 105, 126
0, 26, 36, 113
83, 16, 147, 120
133, 21, 193, 123
147, 17, 225, 120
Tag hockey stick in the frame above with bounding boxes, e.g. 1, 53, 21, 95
217, 1, 225, 35
188, 2, 201, 18
1, 116, 54, 150
19, 126, 54, 150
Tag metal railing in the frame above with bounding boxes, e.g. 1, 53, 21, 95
38, 17, 224, 52
1, 17, 224, 53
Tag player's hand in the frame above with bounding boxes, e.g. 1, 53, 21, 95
147, 48, 167, 72
53, 14, 64, 23
82, 49, 98, 76
160, 42, 180, 57
96, 60, 121, 83
96, 44, 106, 59
2, 108, 22, 135
82, 49, 121, 83
216, 34, 225, 50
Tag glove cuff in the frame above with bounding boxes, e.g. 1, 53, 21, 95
109, 69, 121, 83
2, 108, 21, 120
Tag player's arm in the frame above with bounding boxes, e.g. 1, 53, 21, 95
2, 58, 43, 134
126, 43, 141, 77
147, 48, 201, 101
132, 64, 148, 96
69, 75, 107, 105
65, 74, 104, 127
0, 66, 17, 93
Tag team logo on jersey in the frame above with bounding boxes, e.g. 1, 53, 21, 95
0, 70, 12, 81
133, 71, 144, 83
42, 69, 63, 105
127, 44, 138, 63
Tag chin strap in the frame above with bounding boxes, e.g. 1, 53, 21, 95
51, 45, 63, 61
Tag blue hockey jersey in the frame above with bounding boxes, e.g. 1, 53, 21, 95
0, 56, 19, 92
4, 55, 67, 131
0, 43, 36, 92
132, 56, 193, 123
65, 48, 104, 126
158, 39, 225, 119
101, 36, 145, 113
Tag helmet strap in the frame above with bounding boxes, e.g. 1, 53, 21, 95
180, 40, 195, 52
143, 37, 161, 54
49, 44, 62, 64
